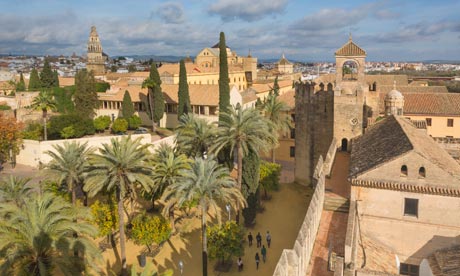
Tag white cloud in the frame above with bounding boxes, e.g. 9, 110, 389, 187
208, 0, 288, 22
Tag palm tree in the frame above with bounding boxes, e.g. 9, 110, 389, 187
261, 92, 293, 163
30, 90, 56, 141
150, 143, 190, 231
84, 136, 155, 275
211, 104, 276, 221
0, 192, 101, 275
162, 157, 245, 276
45, 141, 94, 206
0, 176, 32, 206
175, 113, 217, 158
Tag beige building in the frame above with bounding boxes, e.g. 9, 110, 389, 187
348, 115, 460, 274
277, 53, 293, 74
86, 26, 107, 75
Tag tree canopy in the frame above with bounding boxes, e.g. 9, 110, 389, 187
74, 69, 99, 119
122, 90, 135, 118
178, 59, 191, 118
28, 68, 41, 91
218, 32, 230, 123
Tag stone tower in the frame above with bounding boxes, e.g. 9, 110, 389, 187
333, 35, 367, 151
243, 50, 258, 85
385, 82, 404, 116
87, 26, 106, 75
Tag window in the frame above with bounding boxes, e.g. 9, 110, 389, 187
418, 167, 426, 178
290, 146, 295, 157
426, 118, 432, 126
401, 165, 408, 177
404, 198, 418, 217
447, 119, 454, 127
400, 263, 419, 276
291, 114, 295, 123
209, 106, 217, 115
290, 128, 295, 139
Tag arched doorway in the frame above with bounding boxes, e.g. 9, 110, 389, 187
342, 60, 358, 81
341, 138, 348, 152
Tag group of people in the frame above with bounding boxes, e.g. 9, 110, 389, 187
237, 230, 272, 271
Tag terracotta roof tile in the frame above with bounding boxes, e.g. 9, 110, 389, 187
335, 39, 366, 56
378, 93, 460, 116
277, 89, 295, 109
428, 245, 460, 276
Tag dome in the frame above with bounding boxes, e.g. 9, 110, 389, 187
386, 89, 403, 100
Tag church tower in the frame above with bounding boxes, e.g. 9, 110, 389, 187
333, 35, 367, 151
87, 26, 106, 75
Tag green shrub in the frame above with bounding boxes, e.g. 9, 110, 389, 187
95, 82, 110, 92
48, 114, 95, 139
128, 115, 142, 130
53, 86, 75, 114
111, 118, 128, 133
207, 221, 245, 264
90, 200, 118, 238
130, 213, 171, 252
94, 115, 111, 132
60, 126, 75, 139
0, 105, 11, 110
260, 161, 281, 199
22, 122, 43, 140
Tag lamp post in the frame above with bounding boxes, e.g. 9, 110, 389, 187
225, 204, 231, 221
178, 260, 184, 275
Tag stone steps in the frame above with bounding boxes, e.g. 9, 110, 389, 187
324, 196, 350, 213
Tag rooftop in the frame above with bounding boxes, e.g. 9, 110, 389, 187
335, 37, 366, 56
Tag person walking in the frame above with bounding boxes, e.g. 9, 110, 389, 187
237, 257, 243, 271
248, 232, 253, 246
256, 232, 262, 248
266, 230, 272, 248
255, 253, 260, 270
261, 245, 267, 263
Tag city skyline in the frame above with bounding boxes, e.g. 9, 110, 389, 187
1, 0, 460, 61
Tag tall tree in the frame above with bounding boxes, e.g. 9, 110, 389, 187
262, 91, 292, 163
0, 113, 23, 166
28, 68, 41, 91
0, 192, 101, 275
45, 141, 94, 206
122, 90, 135, 119
218, 32, 230, 122
74, 69, 99, 119
162, 157, 245, 276
241, 149, 260, 226
16, 72, 26, 92
30, 90, 56, 141
0, 176, 32, 207
84, 136, 155, 276
211, 104, 276, 222
53, 70, 60, 87
178, 59, 191, 119
175, 113, 216, 158
40, 59, 55, 89
142, 64, 164, 131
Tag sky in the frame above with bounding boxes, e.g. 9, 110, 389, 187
1, 0, 460, 61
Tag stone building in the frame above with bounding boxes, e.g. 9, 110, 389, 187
86, 26, 107, 75
277, 53, 293, 74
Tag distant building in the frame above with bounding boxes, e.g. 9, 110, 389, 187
86, 26, 107, 75
277, 53, 293, 74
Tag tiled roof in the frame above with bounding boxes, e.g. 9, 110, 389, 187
335, 39, 366, 56
240, 88, 258, 104
158, 62, 244, 75
58, 77, 75, 87
251, 80, 292, 94
278, 54, 292, 65
428, 245, 460, 276
378, 93, 460, 116
356, 234, 399, 275
365, 75, 409, 86
378, 85, 448, 94
350, 116, 460, 179
277, 89, 295, 109
98, 84, 223, 106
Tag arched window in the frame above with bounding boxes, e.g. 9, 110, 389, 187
342, 60, 358, 81
419, 167, 426, 178
401, 165, 408, 177
319, 83, 325, 91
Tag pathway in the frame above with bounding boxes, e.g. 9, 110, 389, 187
306, 152, 350, 276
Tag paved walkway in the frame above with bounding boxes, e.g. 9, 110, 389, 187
306, 152, 350, 276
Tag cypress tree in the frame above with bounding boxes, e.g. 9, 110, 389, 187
16, 72, 26, 91
143, 63, 165, 131
53, 70, 60, 87
178, 59, 191, 119
218, 32, 230, 123
273, 76, 280, 96
40, 59, 55, 89
122, 90, 135, 118
73, 69, 99, 119
242, 149, 260, 226
28, 68, 41, 91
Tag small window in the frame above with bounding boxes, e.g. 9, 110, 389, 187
447, 119, 454, 127
290, 128, 295, 139
400, 263, 419, 276
291, 114, 295, 122
418, 167, 425, 178
401, 165, 408, 177
290, 146, 295, 157
404, 198, 418, 217
426, 118, 432, 126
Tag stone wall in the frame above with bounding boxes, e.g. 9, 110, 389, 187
273, 139, 337, 276
16, 134, 175, 167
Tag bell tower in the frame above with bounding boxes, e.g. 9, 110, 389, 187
333, 35, 368, 151
87, 26, 106, 75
